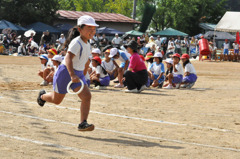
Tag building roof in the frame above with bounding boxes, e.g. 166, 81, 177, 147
199, 23, 216, 31
57, 10, 141, 24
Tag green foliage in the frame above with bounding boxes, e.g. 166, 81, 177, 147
138, 2, 156, 33
0, 0, 59, 26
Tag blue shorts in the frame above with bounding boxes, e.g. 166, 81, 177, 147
100, 76, 110, 86
223, 49, 228, 55
86, 79, 90, 87
108, 70, 117, 80
53, 64, 87, 94
183, 74, 197, 83
151, 74, 165, 84
120, 62, 129, 69
146, 77, 151, 87
172, 74, 183, 84
234, 49, 239, 54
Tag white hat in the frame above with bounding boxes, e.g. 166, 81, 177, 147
77, 15, 99, 27
115, 33, 118, 36
60, 33, 64, 36
150, 36, 154, 39
52, 55, 62, 63
92, 48, 101, 54
109, 48, 118, 58
153, 52, 163, 58
165, 58, 173, 65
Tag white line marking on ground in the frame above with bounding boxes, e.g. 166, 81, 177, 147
0, 110, 240, 153
0, 131, 131, 159
0, 96, 237, 134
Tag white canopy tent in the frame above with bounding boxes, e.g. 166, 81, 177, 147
215, 11, 240, 32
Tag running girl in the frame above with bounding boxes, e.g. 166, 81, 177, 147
37, 15, 99, 131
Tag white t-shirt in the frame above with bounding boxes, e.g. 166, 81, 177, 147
102, 59, 115, 72
118, 50, 131, 62
112, 37, 121, 44
173, 63, 184, 75
47, 58, 53, 67
223, 43, 229, 49
185, 63, 196, 74
233, 43, 239, 50
150, 62, 165, 75
155, 39, 161, 47
62, 36, 91, 71
93, 65, 108, 78
175, 39, 181, 48
59, 37, 66, 44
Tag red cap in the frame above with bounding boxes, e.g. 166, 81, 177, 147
181, 54, 190, 59
48, 48, 58, 55
200, 36, 204, 39
225, 39, 228, 41
145, 52, 153, 60
93, 56, 102, 65
172, 53, 180, 58
139, 55, 145, 61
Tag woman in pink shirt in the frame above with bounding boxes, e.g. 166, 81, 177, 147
123, 40, 148, 93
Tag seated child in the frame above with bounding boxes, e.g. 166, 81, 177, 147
180, 54, 197, 89
163, 58, 173, 87
0, 41, 5, 54
145, 52, 154, 87
148, 52, 165, 88
38, 54, 49, 79
90, 56, 110, 89
39, 49, 58, 86
163, 53, 183, 89
101, 49, 119, 81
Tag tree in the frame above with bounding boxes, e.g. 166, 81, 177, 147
0, 0, 59, 26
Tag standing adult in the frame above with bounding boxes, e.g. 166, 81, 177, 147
155, 36, 161, 48
175, 36, 182, 55
183, 37, 189, 54
112, 33, 122, 48
123, 40, 148, 93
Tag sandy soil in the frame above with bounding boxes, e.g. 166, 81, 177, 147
0, 55, 240, 159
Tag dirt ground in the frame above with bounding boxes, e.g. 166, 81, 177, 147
0, 55, 240, 159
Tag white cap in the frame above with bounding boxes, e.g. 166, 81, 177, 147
77, 15, 99, 27
52, 55, 62, 63
153, 52, 163, 58
109, 48, 118, 58
165, 58, 173, 65
115, 33, 118, 36
61, 33, 64, 36
92, 48, 101, 54
150, 36, 154, 39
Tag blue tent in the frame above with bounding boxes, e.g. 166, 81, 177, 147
54, 23, 73, 33
0, 19, 27, 32
25, 22, 60, 34
96, 27, 124, 35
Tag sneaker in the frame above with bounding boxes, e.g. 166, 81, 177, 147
113, 80, 119, 83
181, 84, 188, 88
175, 83, 180, 89
163, 84, 173, 89
37, 90, 46, 107
158, 83, 163, 88
78, 120, 95, 131
186, 83, 195, 89
40, 80, 48, 86
138, 85, 146, 93
94, 86, 107, 90
114, 83, 124, 88
125, 88, 139, 93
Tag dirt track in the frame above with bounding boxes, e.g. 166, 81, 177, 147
0, 56, 240, 159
